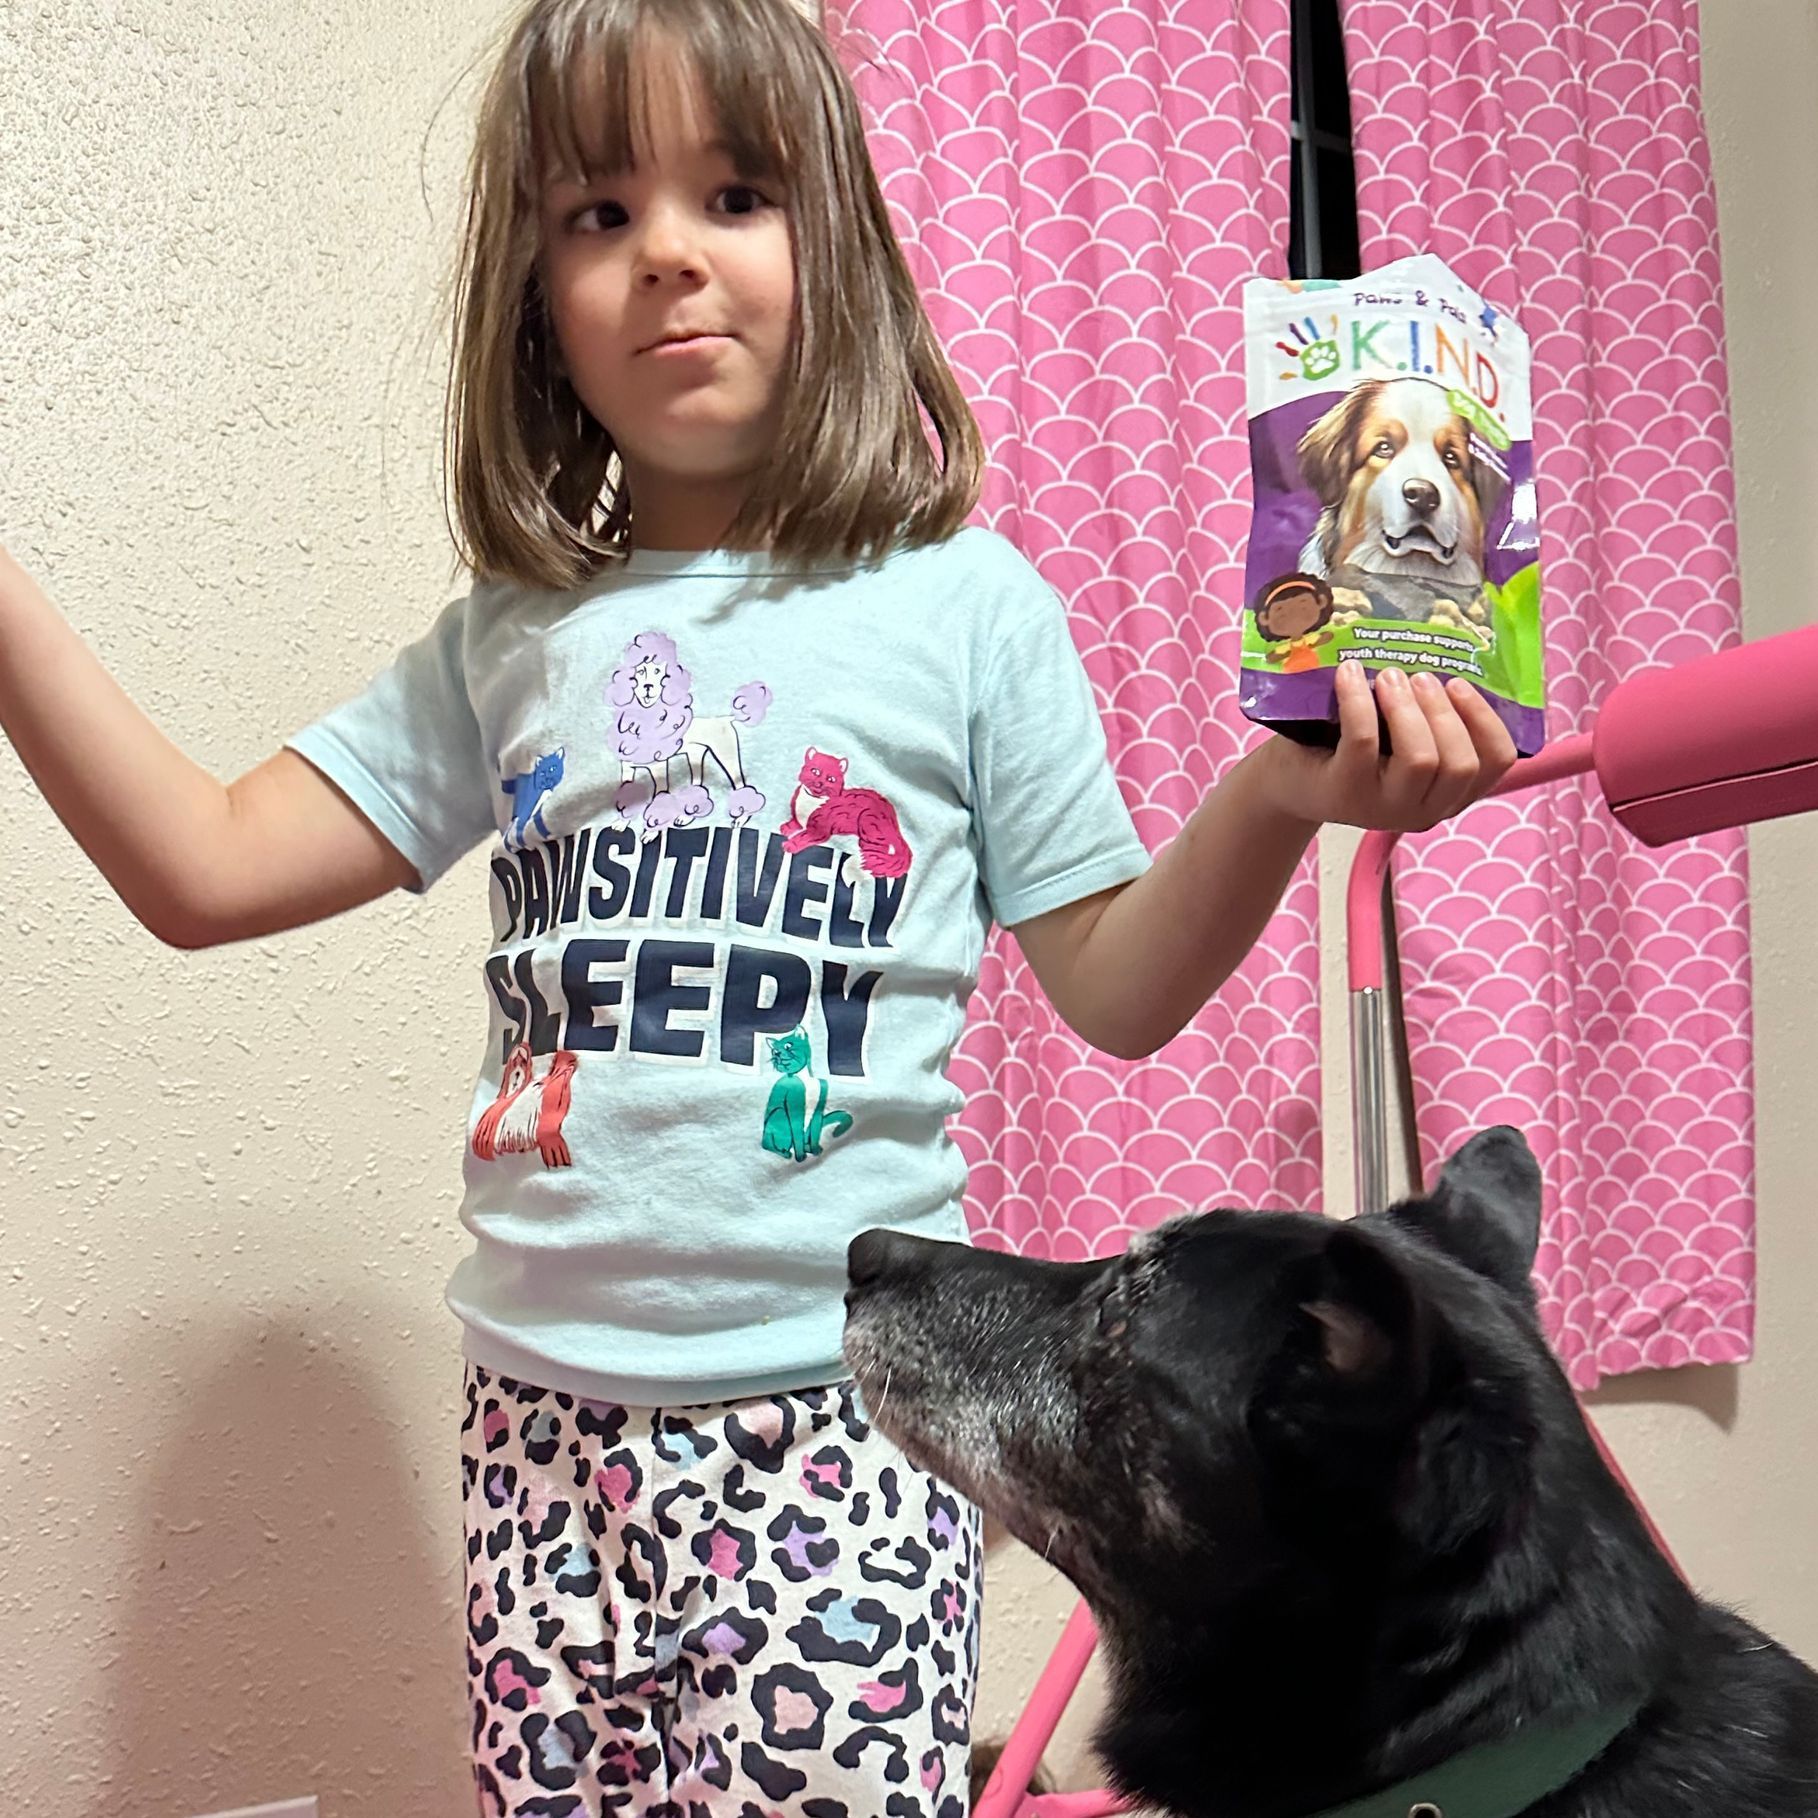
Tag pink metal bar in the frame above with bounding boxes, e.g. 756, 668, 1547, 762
973, 1601, 1129, 1818
1345, 828, 1401, 996
1584, 1406, 1685, 1578
1345, 731, 1595, 995
1022, 1793, 1128, 1818
1495, 728, 1596, 796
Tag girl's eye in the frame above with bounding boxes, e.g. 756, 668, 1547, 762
569, 199, 629, 233
716, 184, 771, 217
563, 187, 772, 233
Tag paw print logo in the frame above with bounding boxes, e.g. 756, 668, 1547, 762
1300, 338, 1342, 382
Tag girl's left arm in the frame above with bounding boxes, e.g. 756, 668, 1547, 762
1013, 659, 1516, 1059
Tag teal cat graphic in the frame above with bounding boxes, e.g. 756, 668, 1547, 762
761, 1029, 854, 1164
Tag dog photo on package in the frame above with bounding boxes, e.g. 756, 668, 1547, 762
1240, 254, 1546, 755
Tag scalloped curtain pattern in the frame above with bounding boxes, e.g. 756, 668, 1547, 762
1340, 0, 1754, 1386
839, 0, 1318, 1257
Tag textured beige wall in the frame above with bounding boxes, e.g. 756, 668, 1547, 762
1, 5, 514, 1811
0, 1, 1812, 1812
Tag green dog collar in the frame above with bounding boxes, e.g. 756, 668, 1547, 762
1308, 1697, 1644, 1818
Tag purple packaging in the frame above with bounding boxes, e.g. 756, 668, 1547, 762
1239, 256, 1546, 756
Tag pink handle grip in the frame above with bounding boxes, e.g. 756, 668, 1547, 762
1595, 622, 1818, 846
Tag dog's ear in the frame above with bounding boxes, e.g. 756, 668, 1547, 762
1393, 1126, 1542, 1297
1249, 1223, 1431, 1503
1297, 1221, 1427, 1390
1296, 383, 1379, 507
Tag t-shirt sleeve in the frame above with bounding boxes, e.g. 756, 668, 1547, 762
969, 576, 1152, 928
283, 593, 497, 893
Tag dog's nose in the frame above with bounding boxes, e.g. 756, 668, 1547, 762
847, 1227, 923, 1290
1402, 478, 1440, 515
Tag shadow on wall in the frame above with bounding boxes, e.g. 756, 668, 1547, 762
1584, 1362, 1741, 1435
85, 1320, 470, 1818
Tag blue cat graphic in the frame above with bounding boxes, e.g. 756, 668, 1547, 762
501, 748, 564, 852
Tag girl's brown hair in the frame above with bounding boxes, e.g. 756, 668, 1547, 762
443, 0, 983, 589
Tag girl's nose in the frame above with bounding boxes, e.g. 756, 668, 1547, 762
634, 206, 703, 285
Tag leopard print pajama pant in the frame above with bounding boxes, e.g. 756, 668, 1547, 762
462, 1366, 984, 1818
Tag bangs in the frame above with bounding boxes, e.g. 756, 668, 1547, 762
524, 0, 803, 193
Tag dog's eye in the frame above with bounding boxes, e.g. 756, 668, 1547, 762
1095, 1279, 1130, 1344
1443, 449, 1462, 468
1371, 438, 1395, 459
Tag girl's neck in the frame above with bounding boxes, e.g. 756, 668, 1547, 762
625, 469, 757, 554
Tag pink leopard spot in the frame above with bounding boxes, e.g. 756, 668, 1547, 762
596, 1463, 637, 1509
492, 1660, 541, 1705
484, 1409, 510, 1445
707, 1527, 746, 1579
857, 1678, 906, 1715
746, 1403, 786, 1446
800, 1458, 841, 1493
772, 1687, 823, 1736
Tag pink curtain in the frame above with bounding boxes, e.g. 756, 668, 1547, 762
840, 0, 1315, 1255
1341, 0, 1754, 1385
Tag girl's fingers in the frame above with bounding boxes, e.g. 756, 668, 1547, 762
1328, 658, 1383, 796
1325, 664, 1516, 830
1446, 676, 1520, 784
1373, 667, 1439, 818
1332, 656, 1377, 743
1411, 671, 1480, 818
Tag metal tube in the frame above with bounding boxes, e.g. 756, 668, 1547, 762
1350, 987, 1388, 1216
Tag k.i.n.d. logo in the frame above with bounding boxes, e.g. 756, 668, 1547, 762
1277, 307, 1511, 449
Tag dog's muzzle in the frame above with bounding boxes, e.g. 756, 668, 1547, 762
845, 1226, 929, 1302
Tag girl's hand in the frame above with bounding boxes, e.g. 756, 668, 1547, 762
1253, 658, 1518, 833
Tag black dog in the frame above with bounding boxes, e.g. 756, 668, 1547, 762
843, 1129, 1818, 1816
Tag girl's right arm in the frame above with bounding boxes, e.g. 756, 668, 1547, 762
0, 545, 418, 949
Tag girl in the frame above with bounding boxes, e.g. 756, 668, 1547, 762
0, 0, 1515, 1812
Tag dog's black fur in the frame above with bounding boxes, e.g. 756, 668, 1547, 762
843, 1129, 1818, 1816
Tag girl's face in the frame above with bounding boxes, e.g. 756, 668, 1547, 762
537, 44, 796, 549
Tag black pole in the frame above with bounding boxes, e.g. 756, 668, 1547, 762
1292, 0, 1324, 280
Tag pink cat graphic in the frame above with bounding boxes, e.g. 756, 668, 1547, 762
778, 749, 912, 879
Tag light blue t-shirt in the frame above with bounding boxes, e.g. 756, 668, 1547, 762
286, 527, 1150, 1405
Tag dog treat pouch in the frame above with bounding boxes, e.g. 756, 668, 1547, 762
1238, 254, 1545, 755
